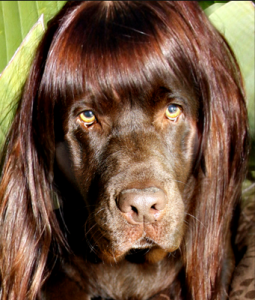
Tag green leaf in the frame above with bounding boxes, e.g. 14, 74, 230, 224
0, 16, 44, 145
0, 1, 66, 73
199, 1, 216, 11
199, 1, 228, 11
208, 1, 255, 169
204, 3, 227, 16
0, 1, 66, 146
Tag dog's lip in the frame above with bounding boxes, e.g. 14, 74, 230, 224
115, 237, 158, 258
131, 237, 156, 249
99, 236, 178, 263
128, 236, 180, 254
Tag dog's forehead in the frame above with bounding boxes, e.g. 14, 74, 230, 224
71, 80, 199, 121
72, 92, 154, 123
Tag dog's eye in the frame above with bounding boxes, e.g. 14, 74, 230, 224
79, 110, 96, 125
165, 104, 182, 121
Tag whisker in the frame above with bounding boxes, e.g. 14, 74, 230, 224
84, 223, 97, 237
185, 213, 205, 228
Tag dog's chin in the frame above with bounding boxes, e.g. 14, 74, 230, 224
99, 238, 179, 264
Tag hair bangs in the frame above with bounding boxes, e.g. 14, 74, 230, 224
39, 1, 201, 108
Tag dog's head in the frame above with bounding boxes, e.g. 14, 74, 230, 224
33, 1, 248, 263
0, 2, 249, 299
49, 1, 202, 263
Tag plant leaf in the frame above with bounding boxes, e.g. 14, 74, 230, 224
0, 15, 44, 145
208, 1, 255, 169
0, 1, 66, 146
0, 1, 66, 73
204, 3, 227, 15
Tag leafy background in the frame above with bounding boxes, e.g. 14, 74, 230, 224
0, 1, 254, 175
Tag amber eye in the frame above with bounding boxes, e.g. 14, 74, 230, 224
165, 104, 182, 121
79, 110, 96, 125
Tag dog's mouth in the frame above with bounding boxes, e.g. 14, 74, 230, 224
125, 248, 151, 264
99, 235, 171, 264
92, 194, 184, 264
124, 237, 169, 264
125, 246, 170, 265
129, 236, 157, 252
94, 217, 183, 264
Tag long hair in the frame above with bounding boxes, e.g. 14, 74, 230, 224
0, 2, 249, 299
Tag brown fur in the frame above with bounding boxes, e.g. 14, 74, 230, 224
0, 2, 249, 300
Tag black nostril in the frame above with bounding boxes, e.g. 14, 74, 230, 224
131, 206, 138, 214
151, 204, 156, 210
117, 187, 167, 224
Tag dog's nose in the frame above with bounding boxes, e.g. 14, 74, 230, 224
117, 187, 167, 224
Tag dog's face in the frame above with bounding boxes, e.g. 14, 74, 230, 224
48, 2, 204, 264
35, 1, 212, 267
56, 80, 199, 263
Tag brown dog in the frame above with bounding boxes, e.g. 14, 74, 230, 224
0, 2, 249, 300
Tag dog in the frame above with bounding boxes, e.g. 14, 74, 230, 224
0, 1, 249, 300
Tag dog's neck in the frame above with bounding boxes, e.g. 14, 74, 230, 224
44, 251, 183, 300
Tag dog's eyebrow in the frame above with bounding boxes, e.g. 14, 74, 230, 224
73, 96, 95, 105
71, 93, 116, 115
